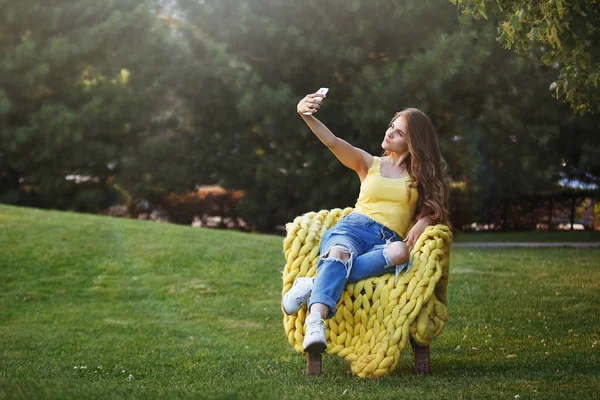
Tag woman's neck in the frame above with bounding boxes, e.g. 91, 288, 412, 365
385, 152, 409, 168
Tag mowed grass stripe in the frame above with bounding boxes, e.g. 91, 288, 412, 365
1, 204, 599, 399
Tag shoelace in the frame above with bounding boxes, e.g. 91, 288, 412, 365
307, 320, 325, 335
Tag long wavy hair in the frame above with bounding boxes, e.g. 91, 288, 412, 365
383, 108, 451, 227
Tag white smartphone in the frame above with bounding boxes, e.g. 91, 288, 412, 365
303, 87, 329, 115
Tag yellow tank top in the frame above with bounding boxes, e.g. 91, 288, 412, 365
354, 157, 418, 237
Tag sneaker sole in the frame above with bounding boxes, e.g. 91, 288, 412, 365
303, 341, 327, 354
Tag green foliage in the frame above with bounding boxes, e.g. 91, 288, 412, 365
178, 0, 599, 230
0, 0, 191, 213
451, 0, 600, 114
1, 0, 598, 230
177, 0, 480, 230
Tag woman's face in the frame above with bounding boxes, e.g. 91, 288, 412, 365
382, 115, 408, 154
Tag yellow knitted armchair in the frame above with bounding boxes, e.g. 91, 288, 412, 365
282, 208, 452, 378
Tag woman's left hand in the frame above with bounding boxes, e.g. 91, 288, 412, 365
403, 217, 431, 250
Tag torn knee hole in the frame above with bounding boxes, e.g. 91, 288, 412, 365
324, 245, 351, 261
383, 241, 409, 266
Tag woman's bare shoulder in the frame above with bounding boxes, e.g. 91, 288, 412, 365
363, 152, 375, 166
356, 151, 375, 181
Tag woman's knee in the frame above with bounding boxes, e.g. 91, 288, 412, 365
384, 241, 409, 265
323, 245, 351, 262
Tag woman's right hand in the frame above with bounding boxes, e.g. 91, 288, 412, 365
297, 91, 326, 116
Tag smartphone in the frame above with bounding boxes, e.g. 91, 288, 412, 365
303, 87, 329, 115
315, 87, 329, 101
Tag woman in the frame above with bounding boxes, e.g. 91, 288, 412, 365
282, 89, 450, 353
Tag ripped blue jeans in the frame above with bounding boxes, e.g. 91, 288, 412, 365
307, 212, 410, 319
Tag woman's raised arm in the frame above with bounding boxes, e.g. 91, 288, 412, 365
297, 91, 372, 180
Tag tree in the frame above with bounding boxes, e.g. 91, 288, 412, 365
0, 0, 192, 214
177, 0, 479, 230
450, 0, 600, 115
6, 1, 591, 229
177, 0, 600, 231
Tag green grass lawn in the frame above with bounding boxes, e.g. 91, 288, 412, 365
1, 204, 599, 399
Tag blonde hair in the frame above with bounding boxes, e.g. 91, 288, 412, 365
383, 108, 450, 227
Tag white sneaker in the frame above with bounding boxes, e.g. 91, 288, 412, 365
282, 277, 314, 315
303, 313, 327, 353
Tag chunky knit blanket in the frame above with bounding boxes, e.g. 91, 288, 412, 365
282, 208, 452, 377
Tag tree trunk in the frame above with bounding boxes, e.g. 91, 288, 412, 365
548, 197, 553, 231
127, 199, 138, 219
592, 198, 597, 231
502, 198, 511, 230
570, 196, 576, 230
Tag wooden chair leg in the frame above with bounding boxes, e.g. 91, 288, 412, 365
411, 340, 431, 374
306, 352, 322, 376
307, 344, 429, 376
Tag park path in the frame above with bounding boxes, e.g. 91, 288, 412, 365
453, 242, 600, 248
